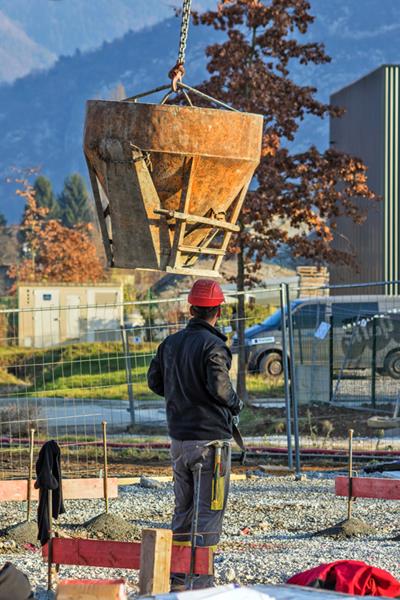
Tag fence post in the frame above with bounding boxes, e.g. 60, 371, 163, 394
26, 428, 35, 522
280, 284, 293, 470
102, 420, 109, 514
371, 316, 377, 409
285, 283, 301, 480
120, 325, 136, 426
329, 314, 334, 403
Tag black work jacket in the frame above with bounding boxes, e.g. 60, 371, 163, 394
147, 318, 241, 440
35, 440, 65, 545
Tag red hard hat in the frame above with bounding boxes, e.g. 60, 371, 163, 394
188, 279, 225, 307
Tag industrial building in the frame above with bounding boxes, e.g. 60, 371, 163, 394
330, 64, 399, 293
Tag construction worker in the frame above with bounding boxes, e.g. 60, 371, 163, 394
147, 279, 242, 590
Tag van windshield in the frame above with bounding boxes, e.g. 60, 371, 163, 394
261, 301, 302, 330
262, 309, 282, 329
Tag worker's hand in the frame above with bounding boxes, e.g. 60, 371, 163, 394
232, 413, 241, 426
232, 399, 244, 420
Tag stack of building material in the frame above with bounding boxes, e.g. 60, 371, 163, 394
297, 266, 329, 296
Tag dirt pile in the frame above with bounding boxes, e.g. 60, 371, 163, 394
4, 521, 38, 546
83, 512, 140, 541
313, 517, 376, 539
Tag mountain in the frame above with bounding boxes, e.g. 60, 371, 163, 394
1, 0, 399, 222
0, 16, 217, 222
0, 10, 55, 82
0, 0, 213, 82
291, 0, 400, 150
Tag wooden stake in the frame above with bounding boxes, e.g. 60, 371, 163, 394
47, 489, 53, 591
139, 528, 173, 595
102, 421, 109, 513
347, 428, 354, 520
26, 428, 35, 522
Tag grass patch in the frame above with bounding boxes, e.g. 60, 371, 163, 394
0, 368, 26, 386
246, 374, 284, 399
1, 342, 284, 402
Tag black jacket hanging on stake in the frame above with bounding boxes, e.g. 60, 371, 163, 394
35, 440, 65, 545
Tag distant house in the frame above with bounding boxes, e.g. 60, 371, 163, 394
18, 283, 123, 348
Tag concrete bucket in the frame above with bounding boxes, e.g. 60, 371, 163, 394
84, 100, 263, 277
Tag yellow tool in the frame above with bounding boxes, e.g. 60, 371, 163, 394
207, 441, 230, 511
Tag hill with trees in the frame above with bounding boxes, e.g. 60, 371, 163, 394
1, 0, 400, 223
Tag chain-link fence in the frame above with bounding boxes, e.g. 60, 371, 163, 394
287, 281, 400, 471
0, 287, 281, 478
1, 280, 400, 480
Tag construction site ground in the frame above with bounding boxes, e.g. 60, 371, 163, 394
0, 471, 397, 598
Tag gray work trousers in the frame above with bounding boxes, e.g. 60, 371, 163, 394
170, 439, 231, 548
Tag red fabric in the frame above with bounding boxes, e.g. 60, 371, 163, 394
287, 560, 400, 597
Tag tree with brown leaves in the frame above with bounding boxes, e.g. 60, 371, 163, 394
192, 0, 378, 401
8, 180, 105, 292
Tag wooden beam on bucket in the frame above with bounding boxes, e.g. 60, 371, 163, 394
154, 208, 240, 232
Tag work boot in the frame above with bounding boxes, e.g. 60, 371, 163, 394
170, 573, 186, 592
192, 574, 215, 589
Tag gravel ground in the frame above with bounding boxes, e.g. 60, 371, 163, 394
0, 473, 398, 598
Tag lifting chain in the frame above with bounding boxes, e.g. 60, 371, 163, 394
177, 0, 192, 65
168, 0, 193, 91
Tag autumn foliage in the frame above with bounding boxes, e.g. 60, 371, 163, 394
190, 0, 379, 401
8, 180, 105, 291
192, 0, 379, 276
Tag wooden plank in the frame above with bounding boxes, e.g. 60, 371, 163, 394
178, 245, 225, 256
0, 481, 36, 502
154, 209, 240, 232
213, 175, 252, 273
139, 529, 172, 595
56, 579, 127, 599
117, 474, 246, 486
168, 156, 197, 270
165, 266, 222, 278
44, 538, 141, 570
335, 476, 400, 500
0, 478, 118, 502
43, 538, 213, 575
63, 478, 119, 500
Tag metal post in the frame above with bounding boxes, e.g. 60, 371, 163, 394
347, 428, 354, 520
285, 283, 301, 480
26, 428, 35, 522
280, 284, 293, 469
187, 462, 202, 590
47, 489, 53, 591
120, 325, 136, 426
329, 315, 334, 403
371, 317, 377, 409
102, 420, 109, 514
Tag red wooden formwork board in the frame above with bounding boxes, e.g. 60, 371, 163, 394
335, 476, 400, 500
0, 478, 118, 502
44, 538, 141, 570
43, 538, 213, 575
